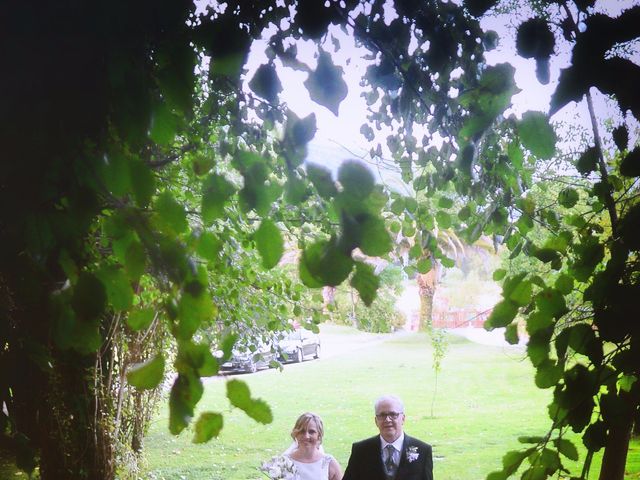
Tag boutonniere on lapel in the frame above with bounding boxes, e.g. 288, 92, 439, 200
406, 446, 420, 463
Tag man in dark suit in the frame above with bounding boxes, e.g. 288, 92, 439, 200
342, 394, 433, 480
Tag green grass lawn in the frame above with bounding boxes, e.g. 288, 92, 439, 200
140, 325, 639, 480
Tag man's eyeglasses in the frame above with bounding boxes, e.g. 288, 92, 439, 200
375, 412, 402, 420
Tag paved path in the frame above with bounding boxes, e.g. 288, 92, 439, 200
445, 326, 527, 348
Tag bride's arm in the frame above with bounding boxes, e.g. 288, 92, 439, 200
329, 457, 343, 480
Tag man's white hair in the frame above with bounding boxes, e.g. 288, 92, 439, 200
374, 394, 405, 413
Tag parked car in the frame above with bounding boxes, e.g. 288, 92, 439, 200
219, 339, 277, 374
277, 328, 321, 363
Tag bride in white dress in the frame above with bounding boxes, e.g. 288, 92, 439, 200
284, 412, 342, 480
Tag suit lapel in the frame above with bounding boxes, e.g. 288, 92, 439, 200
395, 435, 414, 479
368, 436, 387, 480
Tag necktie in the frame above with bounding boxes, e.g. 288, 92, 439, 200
385, 444, 397, 477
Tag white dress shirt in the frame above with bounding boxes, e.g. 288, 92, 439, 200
380, 433, 404, 467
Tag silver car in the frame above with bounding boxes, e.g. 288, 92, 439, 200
277, 328, 321, 363
220, 341, 277, 374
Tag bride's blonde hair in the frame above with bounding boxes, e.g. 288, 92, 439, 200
290, 412, 325, 444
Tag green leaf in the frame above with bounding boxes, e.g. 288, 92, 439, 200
505, 323, 519, 345
155, 191, 188, 234
149, 103, 178, 146
516, 18, 555, 60
535, 288, 568, 319
576, 146, 599, 176
518, 111, 556, 160
620, 146, 640, 177
390, 198, 405, 215
532, 247, 560, 264
404, 197, 418, 213
300, 239, 353, 287
509, 279, 532, 306
193, 412, 224, 443
169, 373, 203, 435
571, 238, 604, 282
127, 354, 165, 390
417, 257, 433, 274
95, 265, 133, 311
177, 289, 215, 340
485, 300, 518, 329
554, 274, 574, 295
210, 53, 245, 79
527, 328, 552, 366
508, 142, 524, 169
558, 187, 579, 208
535, 359, 562, 388
619, 203, 640, 251
255, 219, 284, 270
72, 271, 107, 319
359, 216, 392, 257
338, 160, 375, 200
220, 333, 238, 363
409, 244, 422, 260
287, 112, 317, 149
191, 153, 214, 176
350, 262, 379, 306
567, 323, 602, 363
486, 471, 508, 480
436, 210, 452, 229
226, 379, 273, 424
493, 269, 506, 281
583, 421, 607, 451
175, 341, 219, 377
538, 448, 561, 472
130, 159, 156, 208
196, 231, 223, 262
202, 174, 236, 223
458, 205, 471, 221
526, 311, 553, 335
518, 436, 545, 444
464, 0, 500, 17
618, 374, 637, 392
127, 307, 155, 331
239, 161, 278, 216
438, 196, 454, 209
307, 163, 337, 199
554, 438, 579, 461
285, 175, 309, 205
502, 273, 527, 298
612, 125, 629, 152
441, 256, 455, 268
304, 50, 348, 116
521, 466, 547, 480
124, 239, 146, 281
501, 449, 530, 476
248, 63, 282, 103
102, 152, 131, 197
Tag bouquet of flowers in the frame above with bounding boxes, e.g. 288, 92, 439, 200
260, 454, 297, 480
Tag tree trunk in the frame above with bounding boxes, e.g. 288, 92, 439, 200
597, 389, 637, 480
416, 267, 438, 331
598, 422, 632, 480
39, 352, 114, 480
4, 271, 115, 480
